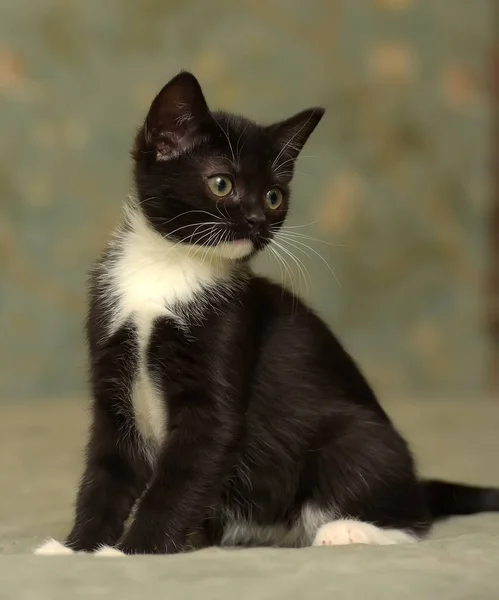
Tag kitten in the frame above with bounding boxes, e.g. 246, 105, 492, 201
36, 71, 499, 556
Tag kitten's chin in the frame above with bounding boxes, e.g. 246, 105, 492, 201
214, 239, 254, 261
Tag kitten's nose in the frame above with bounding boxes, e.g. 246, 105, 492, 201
244, 211, 265, 230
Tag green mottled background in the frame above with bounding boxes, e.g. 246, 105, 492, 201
0, 0, 493, 400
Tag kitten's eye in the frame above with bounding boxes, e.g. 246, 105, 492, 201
265, 188, 283, 210
208, 175, 233, 197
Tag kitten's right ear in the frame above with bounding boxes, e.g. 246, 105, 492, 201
143, 71, 210, 160
267, 107, 325, 162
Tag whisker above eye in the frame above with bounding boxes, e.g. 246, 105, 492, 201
274, 170, 310, 178
274, 154, 319, 168
210, 114, 237, 168
273, 154, 319, 174
235, 122, 250, 165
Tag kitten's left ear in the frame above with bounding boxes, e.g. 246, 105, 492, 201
144, 71, 210, 160
267, 107, 325, 161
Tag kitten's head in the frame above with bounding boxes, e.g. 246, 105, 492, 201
132, 71, 324, 261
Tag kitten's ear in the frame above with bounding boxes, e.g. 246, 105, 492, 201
267, 107, 325, 161
144, 71, 210, 159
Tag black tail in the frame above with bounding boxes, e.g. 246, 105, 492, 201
423, 479, 499, 521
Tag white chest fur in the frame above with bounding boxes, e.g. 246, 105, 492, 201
102, 208, 239, 457
130, 312, 166, 453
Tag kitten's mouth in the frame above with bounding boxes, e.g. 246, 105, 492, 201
215, 238, 254, 260
187, 227, 269, 261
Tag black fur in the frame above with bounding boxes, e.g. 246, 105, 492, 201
423, 480, 499, 521
65, 72, 499, 554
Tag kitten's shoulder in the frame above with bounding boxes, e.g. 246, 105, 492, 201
247, 274, 311, 315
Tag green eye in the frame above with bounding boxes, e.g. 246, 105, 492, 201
208, 175, 233, 197
265, 188, 283, 210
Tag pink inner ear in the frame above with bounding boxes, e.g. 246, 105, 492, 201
154, 126, 201, 161
155, 136, 177, 160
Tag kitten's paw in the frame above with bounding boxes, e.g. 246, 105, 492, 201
34, 538, 75, 555
94, 545, 126, 557
312, 520, 413, 546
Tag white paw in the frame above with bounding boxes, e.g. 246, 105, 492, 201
312, 520, 413, 546
94, 545, 126, 557
34, 538, 75, 555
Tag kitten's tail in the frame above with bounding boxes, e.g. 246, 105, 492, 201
423, 479, 499, 521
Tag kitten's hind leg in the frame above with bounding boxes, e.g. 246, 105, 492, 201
312, 519, 418, 546
201, 515, 225, 547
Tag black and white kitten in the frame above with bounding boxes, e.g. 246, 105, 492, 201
36, 72, 499, 556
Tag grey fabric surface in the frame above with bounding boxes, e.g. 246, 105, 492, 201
1, 397, 498, 599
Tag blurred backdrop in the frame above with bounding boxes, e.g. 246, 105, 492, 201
0, 0, 495, 401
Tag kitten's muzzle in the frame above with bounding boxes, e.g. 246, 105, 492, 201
243, 210, 266, 230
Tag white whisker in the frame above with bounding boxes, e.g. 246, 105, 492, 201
162, 221, 221, 239
211, 114, 236, 167
268, 240, 297, 314
279, 221, 317, 230
275, 235, 341, 289
236, 122, 250, 164
189, 227, 222, 260
145, 208, 223, 225
273, 155, 319, 173
271, 239, 310, 297
274, 229, 343, 248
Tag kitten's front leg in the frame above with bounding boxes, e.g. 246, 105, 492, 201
120, 393, 237, 555
63, 315, 150, 552
66, 400, 149, 552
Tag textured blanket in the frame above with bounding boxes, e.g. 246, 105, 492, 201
1, 398, 498, 599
